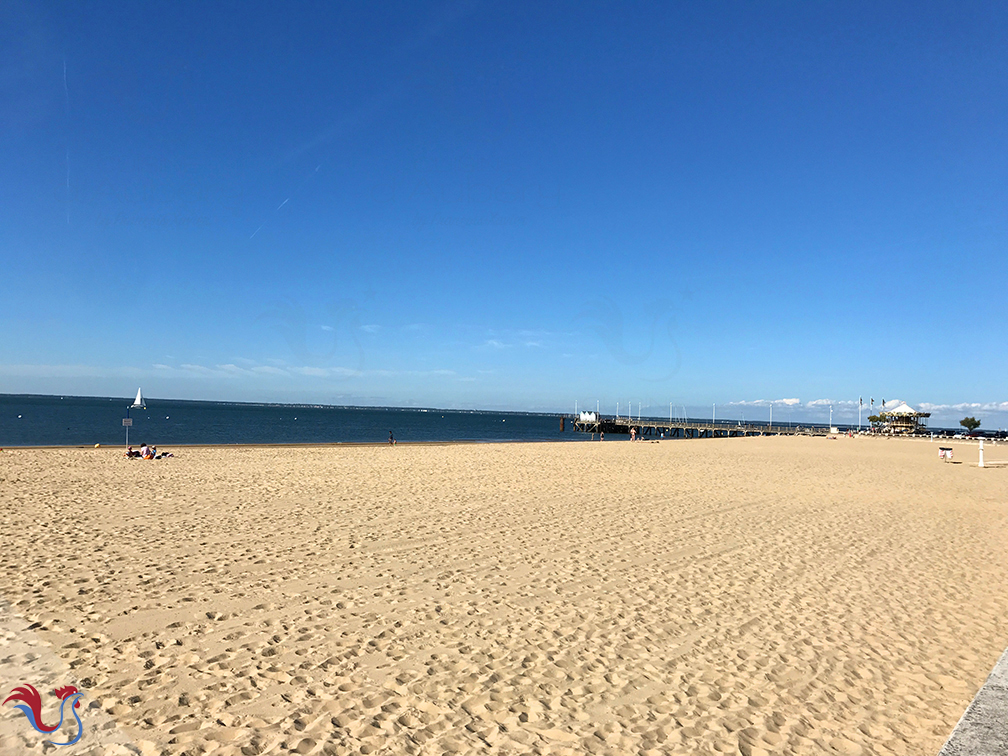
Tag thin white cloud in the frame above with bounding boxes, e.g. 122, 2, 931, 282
251, 366, 288, 376
919, 401, 1008, 413
805, 398, 871, 408
0, 361, 455, 386
360, 324, 381, 333
727, 398, 801, 407
320, 325, 334, 332
0, 363, 141, 378
290, 366, 362, 378
180, 363, 215, 375
293, 366, 330, 378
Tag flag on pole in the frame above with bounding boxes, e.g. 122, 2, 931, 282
859, 396, 863, 406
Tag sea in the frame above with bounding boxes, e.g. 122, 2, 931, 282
0, 394, 581, 447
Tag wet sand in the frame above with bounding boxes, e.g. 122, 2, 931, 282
1, 436, 1006, 755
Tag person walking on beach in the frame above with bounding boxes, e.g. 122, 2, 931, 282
388, 430, 396, 445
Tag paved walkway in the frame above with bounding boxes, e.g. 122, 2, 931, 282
939, 648, 1008, 755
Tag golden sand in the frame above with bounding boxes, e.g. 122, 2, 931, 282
1, 436, 1007, 755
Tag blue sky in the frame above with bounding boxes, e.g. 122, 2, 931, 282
2, 1, 1006, 426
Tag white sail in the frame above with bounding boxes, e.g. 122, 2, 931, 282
132, 388, 145, 408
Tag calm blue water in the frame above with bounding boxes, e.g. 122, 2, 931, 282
0, 394, 579, 446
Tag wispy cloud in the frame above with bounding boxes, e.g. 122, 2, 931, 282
0, 364, 142, 378
292, 366, 331, 378
804, 398, 872, 408
811, 398, 875, 408
727, 398, 801, 407
180, 363, 216, 375
0, 361, 456, 385
291, 366, 363, 378
919, 401, 1008, 413
251, 365, 289, 376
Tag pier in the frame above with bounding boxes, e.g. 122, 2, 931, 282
571, 415, 831, 439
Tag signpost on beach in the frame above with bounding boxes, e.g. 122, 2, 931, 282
123, 417, 133, 447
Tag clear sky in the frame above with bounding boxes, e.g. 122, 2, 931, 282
2, 1, 1006, 426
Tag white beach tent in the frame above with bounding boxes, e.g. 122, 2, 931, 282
886, 402, 918, 415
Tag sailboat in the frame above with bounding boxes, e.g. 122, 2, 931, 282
131, 388, 145, 409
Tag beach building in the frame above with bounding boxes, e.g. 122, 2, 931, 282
875, 402, 931, 435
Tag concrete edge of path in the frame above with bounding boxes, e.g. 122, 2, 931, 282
939, 647, 1008, 755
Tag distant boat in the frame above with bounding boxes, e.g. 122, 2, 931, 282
131, 388, 145, 408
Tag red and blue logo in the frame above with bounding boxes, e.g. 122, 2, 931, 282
3, 684, 85, 746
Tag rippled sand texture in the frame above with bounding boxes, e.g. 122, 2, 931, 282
1, 437, 1007, 756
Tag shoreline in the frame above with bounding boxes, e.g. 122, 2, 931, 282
0, 433, 998, 451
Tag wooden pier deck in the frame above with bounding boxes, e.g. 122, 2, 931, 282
571, 416, 831, 439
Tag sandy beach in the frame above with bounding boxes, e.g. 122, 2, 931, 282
1, 435, 1007, 755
